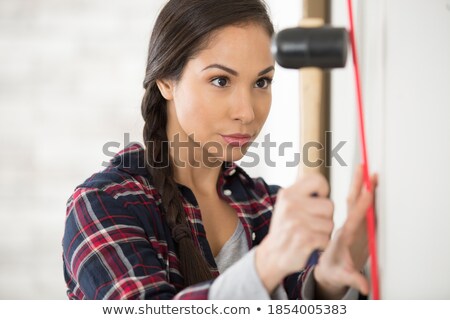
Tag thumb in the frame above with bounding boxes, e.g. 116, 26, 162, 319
346, 270, 370, 296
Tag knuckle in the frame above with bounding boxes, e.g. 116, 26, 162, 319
327, 220, 335, 233
316, 173, 328, 186
317, 174, 330, 194
318, 199, 334, 217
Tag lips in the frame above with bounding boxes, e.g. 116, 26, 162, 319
221, 134, 252, 147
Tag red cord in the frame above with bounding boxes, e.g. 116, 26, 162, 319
346, 0, 380, 300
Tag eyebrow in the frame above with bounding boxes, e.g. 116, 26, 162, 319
202, 64, 275, 76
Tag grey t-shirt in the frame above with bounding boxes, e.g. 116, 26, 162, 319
213, 218, 247, 273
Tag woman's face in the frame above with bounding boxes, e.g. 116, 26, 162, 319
159, 23, 274, 165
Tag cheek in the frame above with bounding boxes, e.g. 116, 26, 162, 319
174, 87, 223, 138
255, 94, 272, 124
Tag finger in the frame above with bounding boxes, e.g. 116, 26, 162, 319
296, 173, 329, 198
346, 270, 370, 296
301, 197, 334, 219
344, 186, 373, 234
306, 215, 335, 235
347, 164, 364, 204
371, 174, 378, 227
371, 173, 378, 189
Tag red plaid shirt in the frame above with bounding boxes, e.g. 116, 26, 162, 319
62, 143, 311, 299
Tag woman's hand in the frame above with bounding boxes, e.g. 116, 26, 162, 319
313, 165, 378, 299
255, 173, 335, 294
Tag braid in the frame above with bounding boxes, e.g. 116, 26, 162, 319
141, 85, 214, 286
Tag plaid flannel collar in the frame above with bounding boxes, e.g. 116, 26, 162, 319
109, 143, 255, 191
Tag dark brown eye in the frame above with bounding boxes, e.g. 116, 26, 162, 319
212, 77, 229, 87
255, 78, 272, 89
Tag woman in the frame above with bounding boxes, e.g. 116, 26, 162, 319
63, 0, 377, 299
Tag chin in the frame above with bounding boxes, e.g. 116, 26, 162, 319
203, 145, 246, 164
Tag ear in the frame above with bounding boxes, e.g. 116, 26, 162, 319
156, 79, 175, 101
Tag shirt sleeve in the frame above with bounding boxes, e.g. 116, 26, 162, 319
281, 265, 361, 300
207, 247, 287, 299
299, 266, 359, 300
63, 187, 213, 300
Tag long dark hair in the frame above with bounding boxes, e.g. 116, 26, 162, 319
141, 0, 274, 287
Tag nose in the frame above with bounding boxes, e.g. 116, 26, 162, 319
230, 87, 255, 124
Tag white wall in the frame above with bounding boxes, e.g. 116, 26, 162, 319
359, 0, 450, 299
333, 0, 450, 298
329, 0, 360, 230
